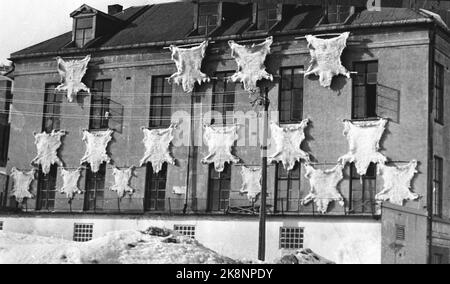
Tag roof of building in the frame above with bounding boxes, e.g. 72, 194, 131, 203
10, 2, 445, 59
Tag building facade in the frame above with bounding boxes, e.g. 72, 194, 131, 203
1, 0, 450, 264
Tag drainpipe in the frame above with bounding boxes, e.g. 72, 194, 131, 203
427, 24, 437, 265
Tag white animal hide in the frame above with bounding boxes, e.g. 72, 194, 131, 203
55, 55, 91, 102
110, 167, 135, 198
269, 120, 310, 171
60, 168, 83, 199
304, 32, 351, 88
375, 160, 420, 206
80, 129, 113, 173
140, 125, 176, 174
173, 186, 187, 195
240, 166, 262, 202
31, 130, 65, 175
339, 119, 388, 176
228, 37, 274, 93
202, 125, 240, 172
302, 164, 345, 214
169, 41, 210, 93
10, 168, 36, 203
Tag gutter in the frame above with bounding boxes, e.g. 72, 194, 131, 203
9, 18, 436, 61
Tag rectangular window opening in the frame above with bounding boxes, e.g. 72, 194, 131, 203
73, 223, 93, 242
280, 227, 304, 250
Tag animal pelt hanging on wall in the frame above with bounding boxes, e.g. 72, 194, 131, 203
240, 166, 262, 202
140, 125, 176, 174
80, 129, 114, 173
375, 160, 420, 206
228, 37, 274, 94
169, 41, 210, 93
304, 32, 351, 88
302, 164, 345, 214
268, 120, 310, 171
110, 167, 135, 198
55, 55, 91, 102
10, 168, 36, 203
202, 125, 240, 172
339, 118, 388, 176
31, 130, 66, 175
60, 168, 83, 199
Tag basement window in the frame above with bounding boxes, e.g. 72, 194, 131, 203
395, 225, 406, 241
197, 3, 220, 36
74, 16, 94, 48
174, 225, 196, 239
73, 223, 94, 242
0, 221, 3, 231
280, 227, 304, 250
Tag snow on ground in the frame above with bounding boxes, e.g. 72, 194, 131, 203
0, 228, 237, 264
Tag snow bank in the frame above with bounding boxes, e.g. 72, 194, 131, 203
0, 229, 236, 264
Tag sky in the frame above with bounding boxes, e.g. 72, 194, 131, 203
0, 0, 178, 63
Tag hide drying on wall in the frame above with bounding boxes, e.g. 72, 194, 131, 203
110, 167, 135, 198
56, 55, 91, 102
60, 168, 83, 199
10, 168, 36, 203
240, 166, 262, 202
80, 129, 113, 173
202, 125, 240, 172
140, 125, 176, 174
31, 130, 65, 175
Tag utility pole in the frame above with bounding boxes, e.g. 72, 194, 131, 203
258, 87, 269, 261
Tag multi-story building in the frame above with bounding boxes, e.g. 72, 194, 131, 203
1, 0, 450, 264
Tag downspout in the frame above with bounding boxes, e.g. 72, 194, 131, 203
427, 24, 437, 265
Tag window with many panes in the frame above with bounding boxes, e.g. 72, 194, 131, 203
353, 61, 378, 119
89, 80, 111, 130
212, 72, 235, 125
323, 2, 352, 25
257, 3, 278, 30
434, 62, 444, 124
279, 227, 304, 249
75, 17, 94, 48
174, 225, 196, 239
73, 223, 93, 242
36, 165, 58, 211
84, 164, 106, 211
43, 83, 63, 133
275, 164, 301, 213
433, 156, 443, 217
208, 164, 231, 212
198, 3, 219, 36
150, 76, 172, 128
280, 67, 304, 124
395, 225, 406, 241
144, 164, 167, 212
350, 163, 376, 214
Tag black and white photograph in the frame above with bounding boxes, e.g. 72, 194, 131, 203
0, 0, 449, 268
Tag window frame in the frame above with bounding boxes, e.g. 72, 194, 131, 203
89, 79, 111, 131
83, 163, 106, 212
256, 3, 279, 31
174, 225, 196, 239
36, 165, 58, 211
275, 163, 301, 213
42, 83, 64, 133
144, 163, 168, 212
322, 3, 354, 25
212, 72, 236, 126
279, 227, 304, 250
197, 3, 220, 36
349, 163, 377, 214
434, 62, 444, 125
279, 66, 304, 124
207, 164, 232, 212
352, 61, 379, 120
73, 223, 94, 242
433, 156, 443, 217
149, 76, 172, 129
74, 16, 94, 48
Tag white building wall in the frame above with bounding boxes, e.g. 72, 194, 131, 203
0, 215, 381, 264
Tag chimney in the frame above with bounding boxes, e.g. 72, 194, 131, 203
108, 4, 123, 15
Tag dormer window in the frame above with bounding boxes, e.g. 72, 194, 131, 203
321, 1, 354, 25
198, 3, 220, 36
257, 3, 279, 30
75, 17, 94, 48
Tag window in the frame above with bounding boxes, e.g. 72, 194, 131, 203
280, 67, 304, 124
280, 227, 304, 249
208, 164, 231, 212
275, 164, 301, 213
0, 80, 12, 167
89, 80, 111, 130
353, 61, 379, 119
212, 72, 236, 125
84, 164, 106, 211
198, 3, 219, 36
75, 17, 94, 48
434, 63, 444, 124
433, 156, 443, 217
73, 223, 93, 242
395, 225, 406, 241
257, 3, 279, 30
144, 164, 167, 212
174, 225, 196, 239
350, 163, 376, 214
0, 221, 3, 231
42, 83, 63, 133
323, 3, 352, 24
36, 165, 58, 211
150, 76, 172, 128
